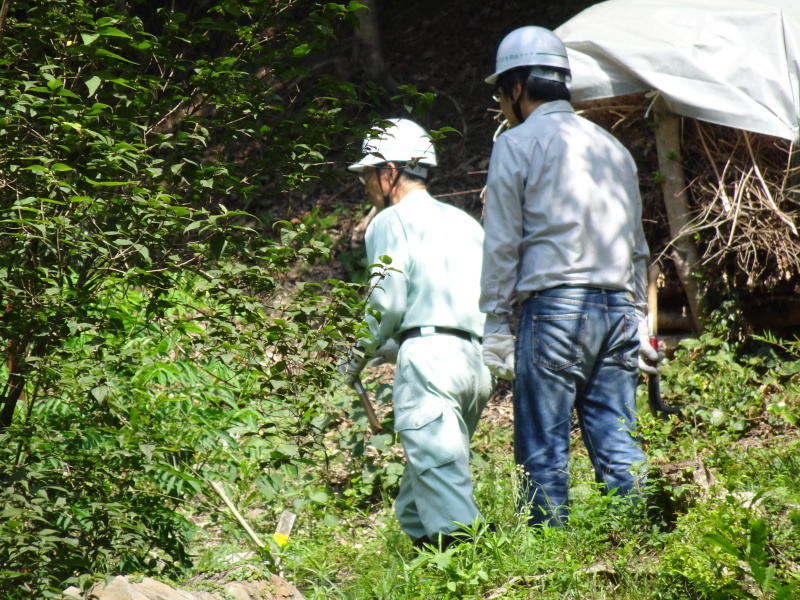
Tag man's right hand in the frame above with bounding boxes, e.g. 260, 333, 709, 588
482, 333, 515, 380
338, 350, 367, 386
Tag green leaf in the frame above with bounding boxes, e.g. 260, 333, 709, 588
85, 177, 136, 186
432, 550, 454, 569
704, 533, 745, 561
135, 244, 150, 262
85, 76, 102, 96
293, 43, 312, 57
80, 32, 100, 45
58, 88, 81, 99
62, 122, 84, 133
139, 444, 155, 461
91, 386, 109, 401
97, 26, 131, 38
369, 433, 393, 452
309, 490, 329, 503
94, 48, 137, 64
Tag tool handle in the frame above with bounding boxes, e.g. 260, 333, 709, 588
353, 379, 382, 434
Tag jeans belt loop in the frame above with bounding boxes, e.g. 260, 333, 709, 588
419, 325, 436, 337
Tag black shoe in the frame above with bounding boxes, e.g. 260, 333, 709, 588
411, 534, 433, 549
411, 532, 462, 551
412, 522, 497, 551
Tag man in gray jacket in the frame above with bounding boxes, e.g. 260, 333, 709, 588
480, 27, 657, 526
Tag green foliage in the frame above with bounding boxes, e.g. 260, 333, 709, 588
330, 381, 404, 503
659, 495, 800, 599
0, 244, 368, 595
704, 515, 800, 598
407, 528, 494, 598
279, 332, 800, 600
393, 84, 436, 116
638, 330, 800, 460
0, 0, 370, 596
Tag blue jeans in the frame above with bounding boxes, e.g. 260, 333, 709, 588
514, 286, 646, 526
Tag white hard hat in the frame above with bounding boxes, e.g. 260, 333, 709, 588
485, 26, 571, 86
348, 118, 437, 177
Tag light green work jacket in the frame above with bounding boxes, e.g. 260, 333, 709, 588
361, 189, 485, 355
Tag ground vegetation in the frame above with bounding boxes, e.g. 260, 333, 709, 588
1, 0, 799, 598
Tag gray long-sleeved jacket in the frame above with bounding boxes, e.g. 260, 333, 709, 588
480, 100, 649, 336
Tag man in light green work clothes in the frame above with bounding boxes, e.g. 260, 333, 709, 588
341, 118, 494, 548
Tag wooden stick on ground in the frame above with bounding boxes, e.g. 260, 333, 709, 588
209, 480, 265, 549
209, 481, 298, 577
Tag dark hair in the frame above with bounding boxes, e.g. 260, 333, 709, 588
496, 66, 571, 104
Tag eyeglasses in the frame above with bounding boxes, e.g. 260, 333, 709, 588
492, 89, 502, 103
358, 166, 384, 185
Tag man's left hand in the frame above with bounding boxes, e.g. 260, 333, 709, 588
637, 320, 663, 375
374, 339, 399, 365
483, 333, 515, 380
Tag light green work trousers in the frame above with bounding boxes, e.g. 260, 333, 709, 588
393, 333, 493, 539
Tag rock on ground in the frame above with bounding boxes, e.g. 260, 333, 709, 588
66, 574, 304, 600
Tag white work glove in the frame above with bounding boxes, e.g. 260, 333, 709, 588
373, 339, 399, 365
637, 318, 663, 375
482, 333, 515, 380
338, 349, 367, 386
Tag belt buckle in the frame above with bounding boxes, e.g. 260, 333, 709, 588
420, 325, 436, 337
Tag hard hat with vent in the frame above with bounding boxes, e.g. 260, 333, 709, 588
348, 118, 437, 178
486, 26, 571, 86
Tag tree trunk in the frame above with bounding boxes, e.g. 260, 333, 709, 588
652, 101, 704, 332
0, 341, 27, 431
353, 0, 395, 88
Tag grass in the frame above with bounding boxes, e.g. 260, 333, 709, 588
182, 333, 800, 599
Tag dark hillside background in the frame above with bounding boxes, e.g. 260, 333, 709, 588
273, 0, 606, 277
270, 0, 679, 322
360, 0, 603, 216
274, 0, 799, 337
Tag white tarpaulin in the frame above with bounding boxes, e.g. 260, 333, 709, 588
555, 0, 800, 141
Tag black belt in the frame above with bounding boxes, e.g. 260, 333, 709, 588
399, 326, 478, 345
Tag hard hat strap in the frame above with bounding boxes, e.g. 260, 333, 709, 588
402, 163, 428, 178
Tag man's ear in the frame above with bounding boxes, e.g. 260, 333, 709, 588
512, 82, 524, 103
380, 162, 401, 185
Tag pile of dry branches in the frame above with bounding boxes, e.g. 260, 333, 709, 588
580, 94, 800, 296
682, 121, 800, 291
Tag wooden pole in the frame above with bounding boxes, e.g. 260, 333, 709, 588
209, 481, 266, 549
652, 99, 704, 332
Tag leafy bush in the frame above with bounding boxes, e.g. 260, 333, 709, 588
0, 0, 371, 596
639, 330, 800, 460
